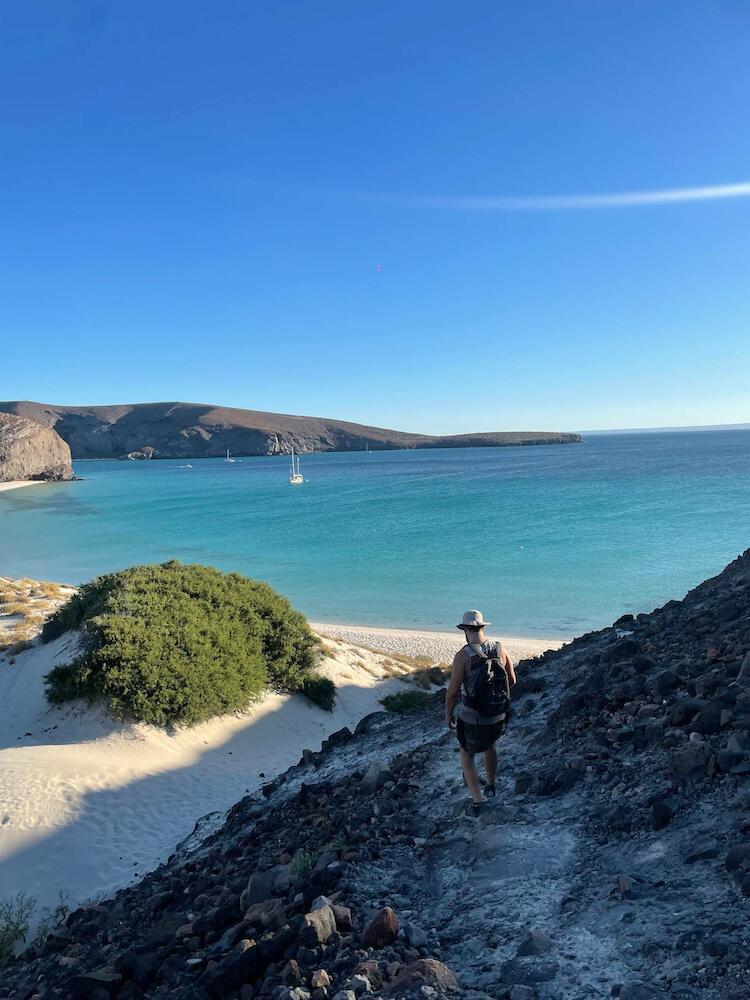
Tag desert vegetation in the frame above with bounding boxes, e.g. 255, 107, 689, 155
43, 562, 334, 724
0, 577, 74, 654
379, 690, 433, 713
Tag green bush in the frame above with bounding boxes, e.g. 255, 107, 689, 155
43, 562, 329, 725
299, 674, 336, 712
379, 690, 433, 714
0, 892, 35, 967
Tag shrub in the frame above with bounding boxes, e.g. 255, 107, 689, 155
290, 850, 313, 877
0, 892, 35, 967
43, 562, 326, 725
299, 674, 336, 712
379, 690, 433, 714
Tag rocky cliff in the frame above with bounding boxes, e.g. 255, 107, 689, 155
0, 401, 582, 460
0, 412, 74, 482
3, 551, 750, 998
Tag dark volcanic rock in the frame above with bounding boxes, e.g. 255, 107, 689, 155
0, 411, 74, 482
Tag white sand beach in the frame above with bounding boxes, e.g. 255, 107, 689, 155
0, 480, 46, 492
312, 622, 565, 665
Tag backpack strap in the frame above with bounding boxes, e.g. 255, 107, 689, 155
467, 641, 500, 660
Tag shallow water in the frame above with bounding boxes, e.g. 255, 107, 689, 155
2, 430, 749, 636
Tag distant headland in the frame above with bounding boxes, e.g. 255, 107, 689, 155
0, 400, 582, 461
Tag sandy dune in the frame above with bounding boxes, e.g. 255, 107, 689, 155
0, 630, 426, 926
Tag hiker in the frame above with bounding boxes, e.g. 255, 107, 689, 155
445, 610, 516, 815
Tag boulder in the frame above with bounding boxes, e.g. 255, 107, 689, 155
500, 959, 560, 985
650, 670, 679, 697
670, 747, 710, 779
651, 801, 673, 830
385, 959, 459, 993
244, 896, 286, 931
362, 906, 399, 948
241, 864, 290, 909
302, 904, 337, 945
515, 929, 554, 957
0, 412, 74, 482
725, 843, 750, 872
619, 984, 667, 1000
202, 939, 260, 996
114, 950, 159, 988
67, 972, 123, 998
361, 761, 395, 791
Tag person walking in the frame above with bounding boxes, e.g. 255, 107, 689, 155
445, 610, 516, 815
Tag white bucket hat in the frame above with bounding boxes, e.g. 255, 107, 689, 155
457, 609, 491, 630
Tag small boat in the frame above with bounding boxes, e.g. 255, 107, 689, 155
225, 448, 235, 464
289, 447, 304, 485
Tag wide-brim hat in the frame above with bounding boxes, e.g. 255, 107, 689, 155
457, 610, 491, 630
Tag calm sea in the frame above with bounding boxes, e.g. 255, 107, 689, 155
2, 431, 749, 637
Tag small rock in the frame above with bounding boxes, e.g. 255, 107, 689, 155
725, 843, 750, 872
403, 923, 429, 948
347, 975, 372, 996
684, 840, 720, 864
619, 984, 667, 1000
652, 801, 673, 830
515, 929, 554, 957
509, 988, 537, 1000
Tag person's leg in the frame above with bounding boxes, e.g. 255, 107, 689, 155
483, 744, 498, 794
460, 748, 482, 804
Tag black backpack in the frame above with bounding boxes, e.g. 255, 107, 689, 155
462, 642, 511, 716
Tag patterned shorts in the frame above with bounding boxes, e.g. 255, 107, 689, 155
456, 717, 507, 754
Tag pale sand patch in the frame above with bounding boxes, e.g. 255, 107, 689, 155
0, 628, 423, 923
311, 622, 567, 665
0, 480, 46, 492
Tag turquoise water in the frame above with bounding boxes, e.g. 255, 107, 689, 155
2, 431, 749, 636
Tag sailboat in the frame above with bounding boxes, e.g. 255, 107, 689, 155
289, 447, 304, 485
225, 448, 235, 463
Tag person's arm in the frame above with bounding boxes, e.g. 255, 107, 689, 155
445, 651, 464, 728
501, 645, 517, 686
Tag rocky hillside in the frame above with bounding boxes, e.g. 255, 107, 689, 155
0, 401, 581, 460
0, 412, 74, 482
3, 552, 749, 999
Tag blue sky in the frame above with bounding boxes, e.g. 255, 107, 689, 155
1, 1, 749, 433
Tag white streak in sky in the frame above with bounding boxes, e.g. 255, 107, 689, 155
402, 181, 750, 211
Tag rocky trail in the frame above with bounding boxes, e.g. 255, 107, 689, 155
3, 552, 750, 1000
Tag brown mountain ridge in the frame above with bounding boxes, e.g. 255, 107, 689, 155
0, 401, 581, 460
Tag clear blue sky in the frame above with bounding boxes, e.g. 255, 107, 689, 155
2, 2, 749, 433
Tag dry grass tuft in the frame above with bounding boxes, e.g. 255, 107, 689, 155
0, 577, 75, 653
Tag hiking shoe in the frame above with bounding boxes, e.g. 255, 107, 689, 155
466, 801, 481, 818
485, 783, 496, 797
